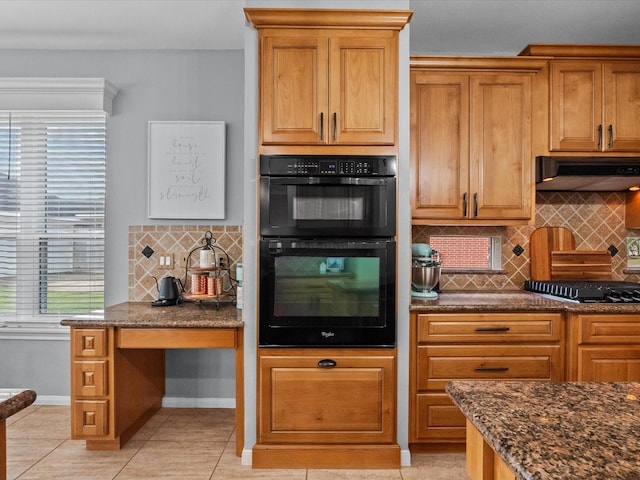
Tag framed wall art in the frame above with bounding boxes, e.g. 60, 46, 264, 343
147, 121, 225, 219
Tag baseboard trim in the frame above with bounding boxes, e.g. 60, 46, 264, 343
31, 395, 235, 409
401, 448, 412, 466
161, 396, 235, 408
34, 395, 70, 406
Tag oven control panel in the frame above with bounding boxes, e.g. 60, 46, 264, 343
260, 155, 397, 177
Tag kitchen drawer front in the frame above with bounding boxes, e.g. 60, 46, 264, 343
416, 313, 562, 344
72, 400, 109, 438
579, 315, 640, 344
72, 360, 108, 397
579, 346, 640, 382
72, 328, 108, 357
417, 345, 562, 390
259, 352, 395, 444
413, 393, 466, 442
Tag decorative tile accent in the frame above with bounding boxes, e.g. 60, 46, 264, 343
413, 192, 637, 291
129, 225, 243, 301
512, 244, 524, 257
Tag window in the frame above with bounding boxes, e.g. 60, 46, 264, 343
428, 235, 502, 270
0, 112, 106, 327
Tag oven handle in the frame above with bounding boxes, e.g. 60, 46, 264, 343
266, 239, 394, 253
266, 177, 392, 186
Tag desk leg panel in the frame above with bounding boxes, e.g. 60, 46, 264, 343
114, 348, 165, 440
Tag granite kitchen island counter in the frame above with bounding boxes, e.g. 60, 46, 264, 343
446, 380, 640, 480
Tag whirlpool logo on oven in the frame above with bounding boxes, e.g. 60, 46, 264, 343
321, 331, 335, 338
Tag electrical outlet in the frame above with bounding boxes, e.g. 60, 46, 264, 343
179, 251, 190, 269
157, 253, 174, 270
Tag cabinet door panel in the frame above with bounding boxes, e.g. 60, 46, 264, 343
470, 74, 532, 219
579, 347, 640, 381
330, 35, 396, 145
411, 73, 469, 219
604, 62, 640, 151
72, 328, 108, 357
261, 34, 328, 145
413, 393, 465, 442
73, 360, 108, 397
550, 61, 602, 151
259, 353, 395, 444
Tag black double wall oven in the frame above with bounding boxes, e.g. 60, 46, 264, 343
259, 154, 397, 347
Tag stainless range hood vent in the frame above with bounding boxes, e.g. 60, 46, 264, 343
536, 156, 640, 192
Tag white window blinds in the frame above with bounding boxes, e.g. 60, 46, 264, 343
0, 112, 106, 326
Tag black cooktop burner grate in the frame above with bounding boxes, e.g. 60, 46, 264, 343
524, 280, 640, 303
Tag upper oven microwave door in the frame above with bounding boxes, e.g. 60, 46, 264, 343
260, 176, 396, 238
259, 238, 396, 347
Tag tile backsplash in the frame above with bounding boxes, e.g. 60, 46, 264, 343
129, 225, 242, 301
413, 191, 640, 291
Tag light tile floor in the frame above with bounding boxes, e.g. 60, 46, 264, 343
5, 406, 470, 480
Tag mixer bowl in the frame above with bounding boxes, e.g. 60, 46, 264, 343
412, 265, 440, 292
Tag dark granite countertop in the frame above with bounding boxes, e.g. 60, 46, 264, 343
411, 291, 640, 313
60, 301, 243, 328
446, 380, 640, 480
0, 389, 36, 421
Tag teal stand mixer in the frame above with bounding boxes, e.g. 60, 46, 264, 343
411, 243, 441, 299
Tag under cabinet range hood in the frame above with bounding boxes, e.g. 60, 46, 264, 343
535, 156, 640, 191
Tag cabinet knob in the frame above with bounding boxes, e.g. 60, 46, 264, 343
318, 358, 337, 368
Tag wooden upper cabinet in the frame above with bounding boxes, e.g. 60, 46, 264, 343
550, 60, 640, 152
411, 72, 469, 220
521, 44, 640, 153
261, 34, 328, 145
261, 31, 395, 146
604, 62, 640, 151
410, 57, 545, 225
245, 8, 411, 153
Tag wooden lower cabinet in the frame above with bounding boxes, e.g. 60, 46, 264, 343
568, 313, 640, 381
254, 347, 399, 468
69, 327, 165, 450
409, 312, 564, 451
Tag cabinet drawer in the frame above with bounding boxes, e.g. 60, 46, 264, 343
258, 351, 395, 444
71, 400, 109, 437
72, 328, 108, 357
413, 393, 465, 442
416, 313, 562, 343
72, 360, 108, 397
417, 345, 562, 390
579, 315, 640, 344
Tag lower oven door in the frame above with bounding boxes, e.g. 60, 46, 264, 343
259, 238, 396, 347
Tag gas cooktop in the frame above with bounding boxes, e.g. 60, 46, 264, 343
524, 280, 640, 303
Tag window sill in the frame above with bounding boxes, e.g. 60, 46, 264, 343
441, 269, 508, 275
0, 324, 69, 341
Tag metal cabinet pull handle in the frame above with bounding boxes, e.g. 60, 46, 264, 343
318, 359, 337, 368
473, 193, 478, 217
463, 192, 468, 217
608, 124, 614, 149
320, 112, 324, 141
332, 112, 337, 142
475, 366, 509, 372
475, 327, 510, 332
598, 124, 603, 150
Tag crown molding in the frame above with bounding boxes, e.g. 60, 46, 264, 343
0, 78, 118, 114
